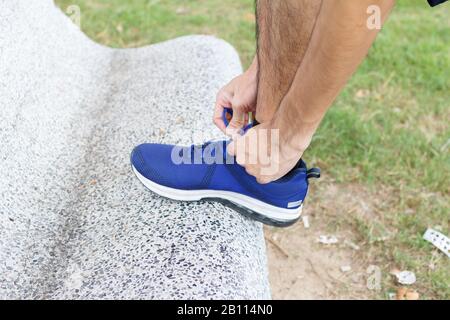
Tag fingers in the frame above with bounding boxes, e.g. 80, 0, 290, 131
226, 102, 247, 137
213, 102, 227, 133
214, 75, 254, 135
227, 134, 278, 184
213, 90, 233, 133
256, 175, 276, 185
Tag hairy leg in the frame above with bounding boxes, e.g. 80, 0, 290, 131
255, 0, 322, 123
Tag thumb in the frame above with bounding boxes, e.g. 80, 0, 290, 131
226, 106, 246, 137
227, 135, 247, 167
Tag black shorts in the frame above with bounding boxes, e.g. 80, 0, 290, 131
428, 0, 448, 6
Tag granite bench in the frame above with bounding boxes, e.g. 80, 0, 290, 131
0, 0, 270, 299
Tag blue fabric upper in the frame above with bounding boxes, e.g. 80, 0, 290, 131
131, 141, 310, 209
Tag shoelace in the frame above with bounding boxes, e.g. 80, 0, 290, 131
185, 109, 250, 161
222, 108, 254, 135
223, 109, 321, 180
188, 140, 227, 162
184, 109, 320, 180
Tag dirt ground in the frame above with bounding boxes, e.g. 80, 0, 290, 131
265, 182, 385, 300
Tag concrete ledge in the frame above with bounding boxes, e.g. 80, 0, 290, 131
0, 0, 270, 299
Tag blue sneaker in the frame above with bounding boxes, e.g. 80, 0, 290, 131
130, 139, 320, 227
131, 109, 320, 227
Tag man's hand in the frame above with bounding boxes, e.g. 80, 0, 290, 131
226, 109, 316, 184
213, 57, 258, 136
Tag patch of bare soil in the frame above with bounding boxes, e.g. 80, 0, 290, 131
266, 181, 395, 300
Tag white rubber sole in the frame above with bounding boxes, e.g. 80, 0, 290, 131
132, 165, 302, 226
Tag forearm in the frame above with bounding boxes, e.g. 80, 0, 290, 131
275, 0, 395, 150
255, 0, 322, 123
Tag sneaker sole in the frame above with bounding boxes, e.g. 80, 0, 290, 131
132, 165, 301, 227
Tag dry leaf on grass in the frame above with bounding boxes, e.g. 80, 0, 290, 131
396, 287, 419, 300
176, 7, 189, 15
243, 13, 255, 22
355, 89, 370, 99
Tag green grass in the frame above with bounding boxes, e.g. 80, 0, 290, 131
55, 0, 449, 299
56, 0, 257, 65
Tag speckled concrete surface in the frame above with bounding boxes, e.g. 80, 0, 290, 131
0, 0, 270, 299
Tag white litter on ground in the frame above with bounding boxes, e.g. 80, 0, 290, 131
340, 265, 352, 273
318, 235, 339, 245
423, 228, 450, 258
302, 216, 310, 229
392, 270, 417, 285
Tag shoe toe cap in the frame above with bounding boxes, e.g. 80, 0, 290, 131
131, 144, 168, 183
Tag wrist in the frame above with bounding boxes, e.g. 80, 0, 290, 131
272, 100, 320, 153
